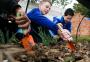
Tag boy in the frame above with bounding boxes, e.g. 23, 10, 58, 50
26, 0, 59, 43
49, 8, 74, 39
49, 8, 75, 51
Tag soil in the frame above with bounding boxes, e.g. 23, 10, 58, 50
11, 41, 90, 62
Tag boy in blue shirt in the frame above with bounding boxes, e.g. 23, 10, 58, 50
27, 0, 59, 42
49, 8, 74, 39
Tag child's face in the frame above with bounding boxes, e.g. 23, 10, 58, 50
39, 2, 51, 15
64, 15, 73, 22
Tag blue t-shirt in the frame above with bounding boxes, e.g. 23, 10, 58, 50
53, 16, 72, 32
49, 16, 72, 37
27, 8, 58, 34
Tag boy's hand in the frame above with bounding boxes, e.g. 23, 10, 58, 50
15, 8, 29, 21
57, 23, 73, 41
61, 29, 73, 41
15, 8, 31, 35
58, 29, 73, 41
15, 8, 31, 28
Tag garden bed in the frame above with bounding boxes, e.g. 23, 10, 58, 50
1, 41, 90, 62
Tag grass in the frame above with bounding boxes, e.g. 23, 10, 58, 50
38, 28, 58, 46
73, 35, 90, 42
0, 28, 90, 45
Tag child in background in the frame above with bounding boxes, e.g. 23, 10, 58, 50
49, 8, 74, 40
15, 5, 35, 51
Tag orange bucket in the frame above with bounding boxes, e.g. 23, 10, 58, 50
20, 34, 35, 51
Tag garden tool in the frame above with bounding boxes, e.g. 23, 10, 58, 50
20, 34, 36, 51
57, 23, 76, 52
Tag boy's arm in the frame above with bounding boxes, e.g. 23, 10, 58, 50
27, 13, 59, 34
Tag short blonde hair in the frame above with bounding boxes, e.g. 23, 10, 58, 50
40, 0, 52, 5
